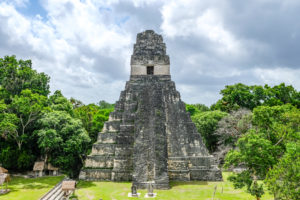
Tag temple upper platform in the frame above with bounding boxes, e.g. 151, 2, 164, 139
130, 30, 170, 76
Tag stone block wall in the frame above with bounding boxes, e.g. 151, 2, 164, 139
79, 30, 222, 188
130, 30, 170, 76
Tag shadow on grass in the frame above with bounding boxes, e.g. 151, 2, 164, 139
76, 180, 97, 189
5, 175, 64, 190
170, 181, 208, 188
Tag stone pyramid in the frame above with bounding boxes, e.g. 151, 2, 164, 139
79, 30, 222, 189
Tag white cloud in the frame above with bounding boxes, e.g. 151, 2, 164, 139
0, 0, 299, 106
0, 0, 133, 103
3, 0, 29, 7
161, 0, 245, 59
254, 67, 300, 88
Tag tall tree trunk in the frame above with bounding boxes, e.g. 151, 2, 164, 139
17, 141, 22, 150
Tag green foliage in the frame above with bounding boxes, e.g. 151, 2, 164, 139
0, 55, 50, 169
70, 97, 83, 109
215, 108, 252, 147
8, 89, 49, 150
265, 142, 300, 200
186, 103, 209, 116
249, 181, 265, 199
0, 90, 49, 150
36, 111, 90, 177
227, 171, 264, 199
0, 56, 51, 168
0, 56, 98, 176
49, 90, 73, 115
17, 150, 35, 169
212, 83, 261, 112
1, 54, 299, 190
264, 83, 300, 107
98, 100, 114, 109
0, 55, 50, 98
213, 109, 252, 165
192, 110, 227, 152
224, 104, 300, 199
225, 130, 280, 176
91, 108, 112, 137
212, 83, 300, 112
0, 100, 18, 141
0, 146, 19, 169
74, 104, 113, 144
36, 91, 91, 177
224, 130, 278, 199
0, 145, 35, 170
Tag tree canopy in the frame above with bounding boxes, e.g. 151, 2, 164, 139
224, 105, 299, 199
0, 55, 299, 196
0, 56, 113, 176
212, 83, 300, 112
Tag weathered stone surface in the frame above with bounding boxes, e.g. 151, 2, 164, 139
168, 170, 190, 181
97, 132, 117, 143
84, 155, 114, 168
131, 30, 170, 76
91, 143, 115, 155
79, 30, 222, 188
81, 169, 112, 181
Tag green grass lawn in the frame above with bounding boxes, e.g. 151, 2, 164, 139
0, 175, 64, 200
0, 173, 273, 200
76, 173, 273, 200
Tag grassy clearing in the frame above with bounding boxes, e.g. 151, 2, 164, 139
0, 175, 64, 200
76, 173, 273, 200
0, 173, 273, 200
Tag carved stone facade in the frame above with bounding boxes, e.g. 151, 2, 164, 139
79, 30, 222, 189
130, 30, 170, 76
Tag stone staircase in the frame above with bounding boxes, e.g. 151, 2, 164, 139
79, 30, 222, 189
40, 180, 64, 200
79, 98, 135, 181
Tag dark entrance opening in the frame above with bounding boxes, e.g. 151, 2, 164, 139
147, 66, 154, 75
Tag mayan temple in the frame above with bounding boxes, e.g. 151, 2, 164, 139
79, 30, 222, 189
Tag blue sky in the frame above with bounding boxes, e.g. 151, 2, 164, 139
16, 0, 47, 18
0, 0, 300, 106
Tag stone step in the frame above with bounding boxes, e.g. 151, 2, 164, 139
124, 102, 138, 112
189, 156, 214, 167
80, 168, 112, 181
190, 168, 222, 181
91, 143, 115, 155
40, 181, 62, 200
111, 170, 132, 181
168, 170, 190, 181
114, 100, 124, 111
97, 132, 117, 143
53, 190, 64, 200
119, 124, 134, 133
168, 159, 189, 170
113, 158, 133, 170
115, 145, 133, 156
115, 136, 134, 145
102, 121, 120, 132
109, 111, 123, 121
48, 184, 63, 200
120, 111, 135, 123
84, 155, 114, 168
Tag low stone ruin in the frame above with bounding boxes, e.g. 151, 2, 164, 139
33, 161, 59, 177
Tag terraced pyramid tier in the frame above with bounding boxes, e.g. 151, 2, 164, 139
79, 30, 222, 189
